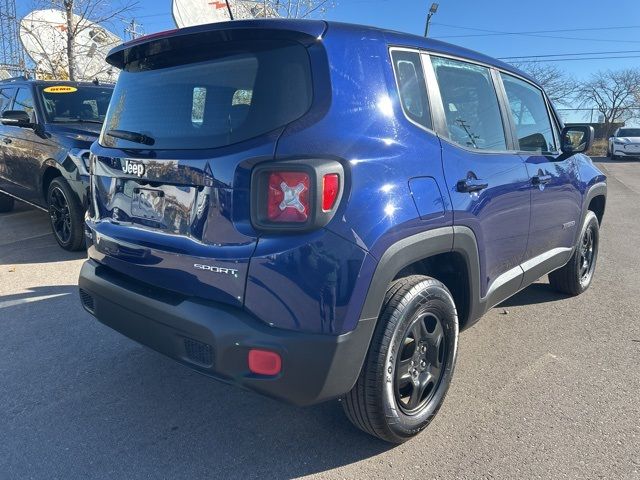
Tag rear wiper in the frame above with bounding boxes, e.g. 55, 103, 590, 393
106, 129, 155, 146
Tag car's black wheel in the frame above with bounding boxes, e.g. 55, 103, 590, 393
342, 275, 458, 443
0, 192, 15, 213
549, 211, 599, 296
47, 177, 85, 251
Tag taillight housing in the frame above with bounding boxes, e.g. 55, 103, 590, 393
251, 159, 345, 232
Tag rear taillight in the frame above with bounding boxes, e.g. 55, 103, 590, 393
251, 160, 345, 231
267, 171, 310, 223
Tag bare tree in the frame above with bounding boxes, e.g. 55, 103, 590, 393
576, 68, 640, 137
28, 0, 136, 80
256, 0, 335, 18
511, 62, 577, 107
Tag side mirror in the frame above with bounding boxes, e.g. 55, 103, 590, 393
561, 125, 594, 154
1, 110, 33, 128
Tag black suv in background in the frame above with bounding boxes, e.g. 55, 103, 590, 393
0, 78, 113, 250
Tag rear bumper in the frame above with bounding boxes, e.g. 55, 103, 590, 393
78, 259, 375, 406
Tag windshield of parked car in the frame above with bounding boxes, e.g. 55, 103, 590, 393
38, 85, 113, 124
100, 39, 312, 150
617, 128, 640, 137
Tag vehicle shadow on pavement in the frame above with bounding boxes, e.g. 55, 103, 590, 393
0, 291, 392, 479
497, 281, 567, 308
591, 156, 639, 164
0, 226, 86, 266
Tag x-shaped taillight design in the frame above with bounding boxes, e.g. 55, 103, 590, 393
279, 181, 307, 213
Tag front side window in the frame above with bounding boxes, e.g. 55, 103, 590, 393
391, 50, 431, 129
0, 88, 16, 113
431, 56, 507, 151
500, 73, 557, 153
13, 88, 35, 121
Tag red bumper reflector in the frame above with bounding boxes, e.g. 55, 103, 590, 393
248, 349, 282, 376
322, 173, 339, 211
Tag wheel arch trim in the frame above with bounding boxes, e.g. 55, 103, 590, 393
583, 181, 606, 225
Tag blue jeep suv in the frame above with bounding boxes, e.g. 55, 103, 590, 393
78, 20, 607, 443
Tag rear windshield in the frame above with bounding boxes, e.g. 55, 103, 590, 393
617, 128, 640, 137
39, 86, 113, 123
101, 40, 313, 150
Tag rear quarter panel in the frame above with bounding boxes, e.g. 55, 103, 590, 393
245, 24, 451, 334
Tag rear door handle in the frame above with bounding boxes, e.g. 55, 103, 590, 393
2, 138, 11, 144
532, 174, 552, 186
456, 178, 488, 193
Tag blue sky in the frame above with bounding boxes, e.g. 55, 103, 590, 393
16, 0, 640, 81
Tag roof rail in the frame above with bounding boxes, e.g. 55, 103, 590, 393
1, 75, 29, 82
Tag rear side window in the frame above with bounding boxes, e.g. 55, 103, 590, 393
391, 50, 431, 129
500, 73, 557, 153
101, 40, 312, 150
431, 56, 507, 151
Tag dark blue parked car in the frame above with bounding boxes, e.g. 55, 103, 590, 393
78, 20, 607, 443
0, 78, 113, 250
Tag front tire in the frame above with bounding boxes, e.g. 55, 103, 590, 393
47, 177, 85, 251
0, 192, 15, 213
549, 211, 599, 296
342, 275, 459, 443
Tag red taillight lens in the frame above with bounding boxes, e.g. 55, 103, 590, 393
248, 349, 282, 376
322, 173, 340, 211
267, 171, 310, 223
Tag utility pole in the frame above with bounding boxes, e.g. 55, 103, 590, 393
424, 2, 439, 38
124, 18, 143, 40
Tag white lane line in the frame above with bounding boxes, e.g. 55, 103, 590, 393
0, 293, 71, 309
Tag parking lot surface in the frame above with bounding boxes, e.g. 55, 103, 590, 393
0, 158, 638, 479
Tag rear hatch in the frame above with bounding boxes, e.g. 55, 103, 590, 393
88, 22, 323, 307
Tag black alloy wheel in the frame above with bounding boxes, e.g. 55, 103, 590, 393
342, 275, 458, 443
394, 311, 447, 415
49, 185, 72, 245
47, 177, 85, 251
578, 221, 597, 287
549, 210, 599, 296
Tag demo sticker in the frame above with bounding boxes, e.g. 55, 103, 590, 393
43, 86, 77, 94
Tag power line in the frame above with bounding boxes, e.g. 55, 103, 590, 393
512, 55, 640, 63
432, 22, 640, 38
432, 22, 640, 45
499, 49, 640, 60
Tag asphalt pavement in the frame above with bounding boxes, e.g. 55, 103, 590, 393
0, 158, 638, 479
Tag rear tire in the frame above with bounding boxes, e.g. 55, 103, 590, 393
0, 193, 14, 213
342, 275, 459, 443
47, 177, 85, 251
549, 211, 599, 296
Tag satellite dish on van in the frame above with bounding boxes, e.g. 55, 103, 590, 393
172, 0, 278, 28
19, 9, 120, 81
